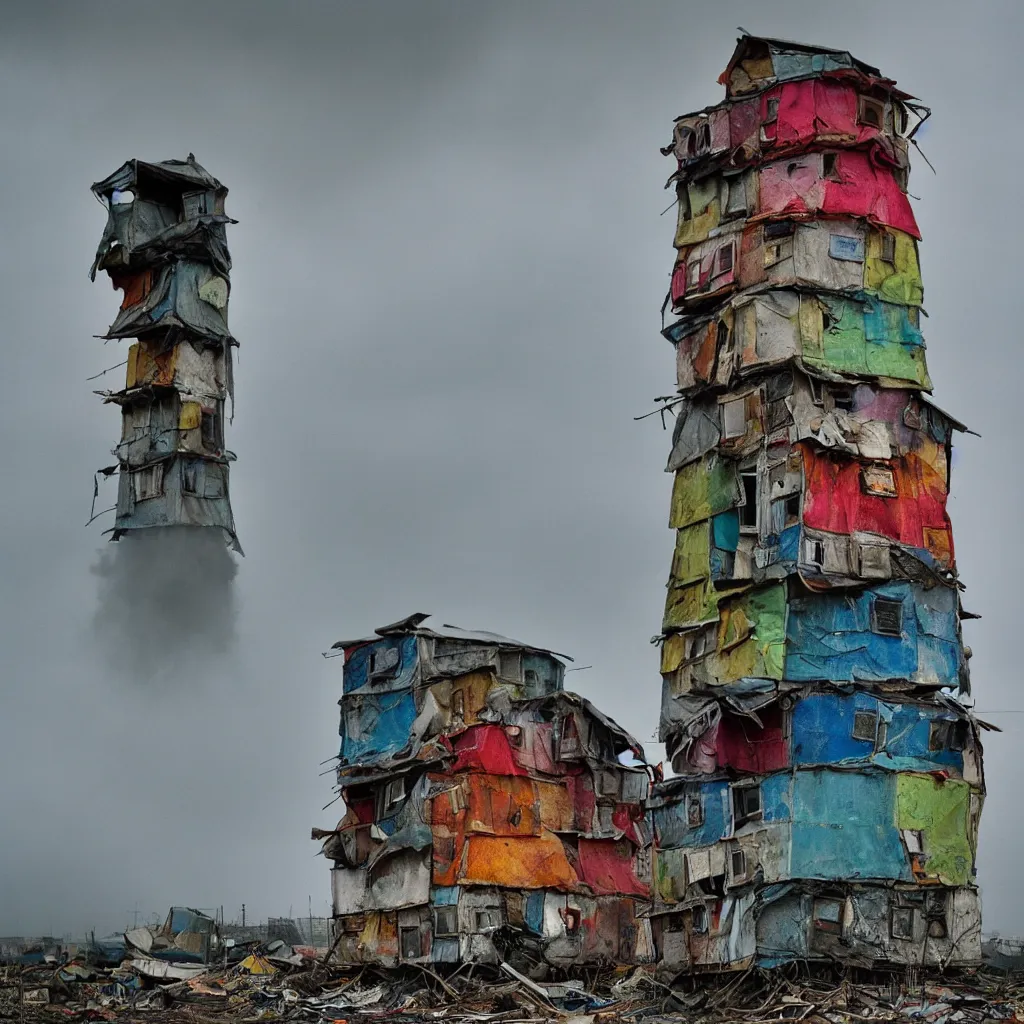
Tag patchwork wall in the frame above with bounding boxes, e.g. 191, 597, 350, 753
317, 614, 656, 967
650, 33, 987, 971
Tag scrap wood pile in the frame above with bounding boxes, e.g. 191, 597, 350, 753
2, 955, 1024, 1024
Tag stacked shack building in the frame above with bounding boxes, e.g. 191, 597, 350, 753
649, 35, 988, 971
90, 156, 240, 550
317, 614, 656, 967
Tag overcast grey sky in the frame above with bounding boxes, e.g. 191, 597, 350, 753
0, 0, 1020, 937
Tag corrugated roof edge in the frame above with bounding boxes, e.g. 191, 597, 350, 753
330, 612, 574, 661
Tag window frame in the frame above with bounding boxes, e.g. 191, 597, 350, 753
871, 597, 904, 638
731, 783, 762, 828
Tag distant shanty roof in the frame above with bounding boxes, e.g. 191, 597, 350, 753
720, 32, 913, 101
331, 612, 573, 662
91, 155, 224, 200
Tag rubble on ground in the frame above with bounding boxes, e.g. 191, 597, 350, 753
3, 948, 1024, 1023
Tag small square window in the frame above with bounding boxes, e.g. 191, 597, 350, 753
930, 719, 968, 752
890, 906, 914, 940
880, 232, 897, 264
717, 244, 734, 275
831, 387, 855, 411
852, 710, 878, 743
433, 906, 458, 938
822, 153, 840, 181
560, 906, 581, 933
872, 597, 904, 637
200, 408, 222, 452
687, 261, 701, 288
858, 96, 885, 130
764, 97, 780, 123
732, 784, 761, 827
813, 898, 843, 935
861, 464, 898, 497
716, 319, 730, 350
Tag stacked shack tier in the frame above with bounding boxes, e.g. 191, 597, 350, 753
650, 35, 987, 973
90, 156, 239, 551
319, 613, 657, 967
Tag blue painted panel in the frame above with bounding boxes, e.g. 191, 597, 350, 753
431, 938, 459, 963
431, 886, 459, 906
340, 689, 418, 766
653, 780, 730, 849
525, 892, 545, 934
713, 511, 739, 551
792, 692, 965, 773
755, 892, 809, 962
790, 770, 910, 881
761, 773, 793, 822
785, 582, 959, 686
343, 635, 419, 695
863, 298, 923, 348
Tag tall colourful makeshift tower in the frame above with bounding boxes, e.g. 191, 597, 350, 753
89, 156, 240, 552
649, 35, 988, 971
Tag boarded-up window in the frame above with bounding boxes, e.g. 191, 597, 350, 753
829, 234, 865, 262
871, 597, 903, 637
861, 464, 898, 497
929, 718, 968, 752
133, 463, 164, 501
721, 398, 746, 439
764, 219, 795, 239
880, 232, 897, 264
200, 408, 222, 452
717, 243, 734, 275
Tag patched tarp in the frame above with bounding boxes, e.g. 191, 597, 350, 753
576, 838, 650, 896
785, 580, 962, 686
757, 150, 919, 238
800, 446, 953, 567
105, 262, 232, 344
896, 774, 974, 885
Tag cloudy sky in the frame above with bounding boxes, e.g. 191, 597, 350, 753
0, 0, 1021, 937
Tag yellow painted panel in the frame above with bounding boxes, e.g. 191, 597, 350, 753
179, 401, 202, 430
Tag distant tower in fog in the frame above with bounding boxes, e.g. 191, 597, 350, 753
89, 156, 240, 552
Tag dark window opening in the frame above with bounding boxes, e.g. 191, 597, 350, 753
687, 793, 703, 828
822, 153, 840, 180
858, 96, 885, 129
764, 219, 795, 239
764, 97, 780, 123
880, 232, 897, 264
717, 243, 734, 275
200, 408, 222, 452
433, 906, 457, 938
831, 387, 854, 411
930, 719, 969, 752
739, 471, 758, 531
872, 597, 904, 637
400, 926, 420, 960
369, 645, 400, 682
785, 493, 801, 525
732, 784, 762, 827
813, 898, 843, 935
731, 848, 746, 880
691, 904, 709, 933
716, 319, 730, 350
